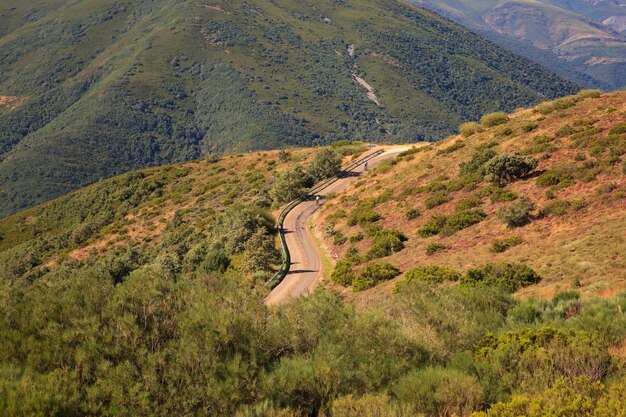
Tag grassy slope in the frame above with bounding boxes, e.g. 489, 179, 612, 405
317, 91, 626, 299
0, 0, 580, 218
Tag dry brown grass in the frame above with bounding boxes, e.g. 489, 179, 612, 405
318, 92, 626, 299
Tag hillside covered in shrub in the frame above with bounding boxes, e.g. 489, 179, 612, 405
319, 90, 626, 299
0, 0, 581, 217
0, 101, 626, 415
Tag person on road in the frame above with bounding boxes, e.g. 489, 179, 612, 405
364, 161, 368, 171
316, 195, 320, 206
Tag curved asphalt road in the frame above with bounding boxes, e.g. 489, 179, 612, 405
266, 147, 410, 305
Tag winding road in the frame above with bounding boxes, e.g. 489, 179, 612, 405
265, 146, 411, 305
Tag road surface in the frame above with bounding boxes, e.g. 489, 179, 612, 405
265, 147, 410, 305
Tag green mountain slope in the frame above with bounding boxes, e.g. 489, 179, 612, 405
409, 0, 626, 89
0, 0, 579, 218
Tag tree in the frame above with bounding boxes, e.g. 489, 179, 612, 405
271, 165, 312, 205
308, 149, 342, 182
484, 153, 538, 186
241, 229, 279, 275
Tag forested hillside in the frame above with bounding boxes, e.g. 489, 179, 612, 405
0, 0, 580, 217
0, 93, 625, 416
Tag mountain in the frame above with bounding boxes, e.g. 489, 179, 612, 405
1, 92, 625, 416
318, 89, 626, 299
409, 0, 626, 90
0, 0, 580, 218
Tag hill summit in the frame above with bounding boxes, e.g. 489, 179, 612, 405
0, 0, 579, 217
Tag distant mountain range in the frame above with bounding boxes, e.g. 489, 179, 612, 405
409, 0, 626, 89
0, 0, 580, 218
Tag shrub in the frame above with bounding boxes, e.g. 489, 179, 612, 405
394, 367, 484, 417
490, 188, 518, 203
462, 262, 541, 292
609, 122, 626, 135
490, 235, 523, 253
480, 112, 508, 127
494, 126, 513, 137
540, 200, 570, 217
521, 122, 538, 132
347, 207, 381, 226
418, 215, 448, 238
536, 172, 562, 187
426, 243, 447, 256
402, 265, 461, 283
455, 195, 483, 211
461, 149, 497, 175
555, 125, 576, 137
484, 153, 538, 186
459, 122, 482, 137
352, 262, 401, 291
497, 197, 535, 227
572, 199, 587, 211
333, 232, 348, 245
366, 229, 408, 260
436, 141, 466, 155
328, 209, 347, 220
201, 250, 231, 273
405, 209, 421, 220
331, 261, 356, 286
441, 209, 487, 236
349, 233, 364, 243
425, 192, 452, 209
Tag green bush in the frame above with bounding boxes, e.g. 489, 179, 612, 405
459, 122, 482, 137
426, 243, 448, 256
489, 236, 523, 253
441, 209, 487, 236
202, 251, 231, 273
405, 209, 421, 220
331, 261, 357, 286
402, 265, 461, 284
347, 207, 381, 226
418, 215, 448, 237
521, 122, 538, 132
497, 197, 535, 227
480, 112, 508, 127
455, 195, 483, 211
536, 172, 563, 187
366, 229, 408, 260
494, 126, 513, 137
555, 125, 576, 137
462, 262, 541, 292
352, 262, 401, 291
394, 367, 484, 416
436, 141, 466, 156
490, 188, 518, 203
540, 200, 570, 217
425, 192, 452, 209
484, 153, 538, 186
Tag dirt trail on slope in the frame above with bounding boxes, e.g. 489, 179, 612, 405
265, 146, 412, 305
